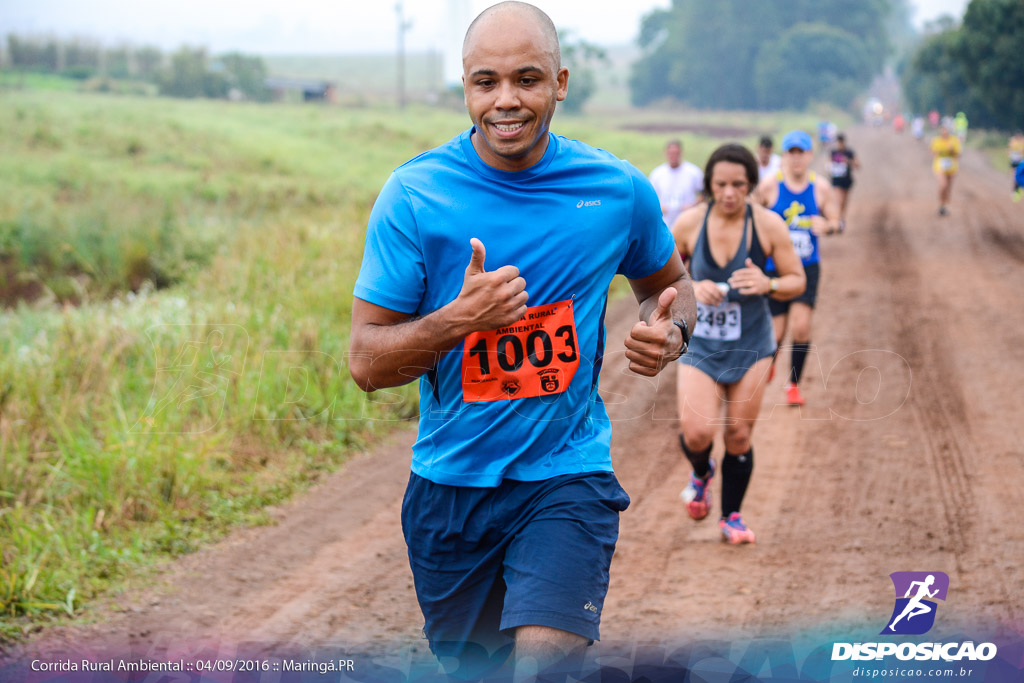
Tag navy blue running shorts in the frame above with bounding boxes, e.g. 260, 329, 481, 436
401, 470, 630, 670
768, 262, 820, 314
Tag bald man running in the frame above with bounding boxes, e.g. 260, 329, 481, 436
349, 2, 696, 679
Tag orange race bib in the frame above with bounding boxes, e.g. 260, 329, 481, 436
462, 299, 580, 403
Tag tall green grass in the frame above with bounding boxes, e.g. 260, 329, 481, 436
0, 92, 458, 636
0, 89, 829, 640
0, 92, 461, 301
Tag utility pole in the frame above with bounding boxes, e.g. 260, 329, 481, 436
395, 2, 413, 109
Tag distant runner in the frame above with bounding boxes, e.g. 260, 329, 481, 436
757, 130, 838, 406
828, 133, 859, 233
1009, 132, 1024, 201
954, 111, 969, 142
672, 144, 805, 545
931, 125, 962, 216
911, 116, 925, 140
756, 135, 781, 182
1009, 131, 1024, 170
818, 121, 831, 147
649, 139, 704, 230
1014, 159, 1024, 203
817, 121, 836, 149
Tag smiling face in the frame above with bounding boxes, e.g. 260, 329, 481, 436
462, 10, 568, 172
709, 160, 750, 215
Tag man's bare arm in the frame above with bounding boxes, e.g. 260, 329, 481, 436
349, 238, 527, 391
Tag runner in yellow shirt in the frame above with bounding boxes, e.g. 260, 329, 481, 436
931, 125, 961, 216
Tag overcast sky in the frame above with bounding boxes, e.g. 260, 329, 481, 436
1, 0, 971, 55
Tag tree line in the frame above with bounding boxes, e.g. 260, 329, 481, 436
3, 34, 272, 101
631, 0, 903, 111
900, 0, 1024, 131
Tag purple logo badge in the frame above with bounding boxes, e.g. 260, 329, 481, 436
882, 571, 949, 635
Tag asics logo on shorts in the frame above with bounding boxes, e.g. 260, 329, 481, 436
576, 199, 602, 208
583, 601, 599, 614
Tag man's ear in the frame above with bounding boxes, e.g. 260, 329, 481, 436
556, 67, 569, 102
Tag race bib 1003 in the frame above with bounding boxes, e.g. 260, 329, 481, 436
462, 299, 580, 403
694, 301, 742, 341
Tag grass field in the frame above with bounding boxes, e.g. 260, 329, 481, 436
0, 85, 833, 640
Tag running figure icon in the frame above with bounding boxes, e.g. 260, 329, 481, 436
888, 574, 939, 631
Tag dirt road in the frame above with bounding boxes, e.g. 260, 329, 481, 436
12, 127, 1024, 672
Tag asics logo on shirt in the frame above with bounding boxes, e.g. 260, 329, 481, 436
576, 199, 602, 208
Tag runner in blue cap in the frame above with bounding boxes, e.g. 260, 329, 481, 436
756, 130, 838, 406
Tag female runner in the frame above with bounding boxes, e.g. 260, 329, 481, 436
672, 144, 805, 544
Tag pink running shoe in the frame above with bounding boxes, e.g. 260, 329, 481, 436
719, 512, 756, 544
785, 382, 805, 406
679, 459, 715, 521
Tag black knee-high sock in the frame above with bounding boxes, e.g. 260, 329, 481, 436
679, 435, 712, 478
790, 342, 810, 385
721, 448, 754, 517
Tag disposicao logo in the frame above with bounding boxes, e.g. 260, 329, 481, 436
883, 571, 948, 635
831, 571, 998, 663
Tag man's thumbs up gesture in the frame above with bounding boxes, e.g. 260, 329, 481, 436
625, 286, 685, 376
454, 238, 529, 332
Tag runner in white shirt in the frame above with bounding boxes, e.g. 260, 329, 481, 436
912, 116, 925, 140
649, 139, 704, 229
756, 136, 781, 182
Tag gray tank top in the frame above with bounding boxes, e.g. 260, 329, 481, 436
679, 203, 776, 384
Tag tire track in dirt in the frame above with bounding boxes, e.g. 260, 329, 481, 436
880, 137, 1024, 630
979, 224, 1024, 264
870, 204, 974, 574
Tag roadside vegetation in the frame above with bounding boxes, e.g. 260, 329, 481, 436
0, 91, 451, 638
900, 0, 1024, 131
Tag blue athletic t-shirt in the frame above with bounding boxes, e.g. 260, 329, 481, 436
354, 128, 676, 487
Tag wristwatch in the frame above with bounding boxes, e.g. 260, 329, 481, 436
769, 278, 779, 293
672, 319, 690, 355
